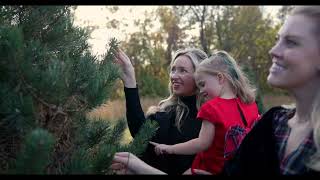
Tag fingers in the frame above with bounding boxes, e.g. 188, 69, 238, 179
153, 144, 168, 156
150, 141, 162, 155
111, 152, 131, 175
150, 142, 162, 155
110, 162, 125, 170
149, 141, 159, 146
115, 152, 130, 157
110, 163, 127, 175
115, 49, 131, 65
154, 146, 161, 156
112, 152, 129, 165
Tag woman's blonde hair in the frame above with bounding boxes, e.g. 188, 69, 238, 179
195, 50, 256, 104
291, 6, 320, 171
146, 48, 208, 131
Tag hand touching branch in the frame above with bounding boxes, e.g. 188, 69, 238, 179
114, 49, 136, 88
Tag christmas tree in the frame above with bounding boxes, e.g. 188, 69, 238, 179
0, 6, 158, 174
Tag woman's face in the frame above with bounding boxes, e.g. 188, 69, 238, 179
268, 14, 320, 91
170, 55, 197, 97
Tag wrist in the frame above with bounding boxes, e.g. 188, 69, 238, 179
124, 78, 137, 88
169, 145, 175, 154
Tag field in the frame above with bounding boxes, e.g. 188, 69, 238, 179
87, 94, 294, 144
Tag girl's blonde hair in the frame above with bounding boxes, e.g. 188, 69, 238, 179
291, 6, 320, 171
195, 50, 256, 104
146, 48, 208, 131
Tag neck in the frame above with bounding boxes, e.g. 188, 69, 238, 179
290, 81, 320, 123
220, 84, 237, 99
180, 94, 197, 105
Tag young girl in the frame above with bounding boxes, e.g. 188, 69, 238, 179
152, 51, 260, 174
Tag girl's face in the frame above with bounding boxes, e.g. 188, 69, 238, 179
170, 55, 197, 96
194, 72, 223, 102
268, 14, 320, 91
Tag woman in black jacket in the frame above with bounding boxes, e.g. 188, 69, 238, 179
114, 48, 208, 174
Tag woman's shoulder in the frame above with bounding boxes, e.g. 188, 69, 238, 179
263, 105, 295, 123
254, 106, 295, 131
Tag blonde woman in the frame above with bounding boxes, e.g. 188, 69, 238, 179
114, 48, 208, 174
223, 6, 320, 175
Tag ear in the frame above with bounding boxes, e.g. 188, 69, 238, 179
217, 73, 225, 85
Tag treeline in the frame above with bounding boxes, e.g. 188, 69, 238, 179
105, 6, 293, 98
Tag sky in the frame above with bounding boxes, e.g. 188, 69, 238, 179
73, 6, 282, 57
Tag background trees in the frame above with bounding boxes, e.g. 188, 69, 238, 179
103, 6, 285, 103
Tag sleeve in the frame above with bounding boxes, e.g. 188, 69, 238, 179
196, 102, 218, 124
124, 86, 146, 137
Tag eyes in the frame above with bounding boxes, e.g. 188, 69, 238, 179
284, 38, 298, 47
170, 66, 189, 74
275, 35, 299, 48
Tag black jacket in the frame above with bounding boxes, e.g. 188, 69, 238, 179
223, 106, 319, 176
124, 87, 201, 174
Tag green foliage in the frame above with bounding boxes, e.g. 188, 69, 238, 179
91, 144, 117, 174
62, 148, 91, 174
0, 6, 156, 174
139, 70, 169, 97
242, 66, 265, 114
122, 119, 159, 156
11, 129, 55, 174
64, 119, 158, 174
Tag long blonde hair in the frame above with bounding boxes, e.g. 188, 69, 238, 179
196, 50, 256, 104
146, 48, 208, 131
291, 6, 320, 171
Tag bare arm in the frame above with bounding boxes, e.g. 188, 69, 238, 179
152, 120, 215, 155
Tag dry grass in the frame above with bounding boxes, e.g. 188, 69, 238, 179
87, 94, 294, 144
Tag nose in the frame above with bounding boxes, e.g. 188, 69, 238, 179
269, 40, 282, 60
170, 70, 179, 80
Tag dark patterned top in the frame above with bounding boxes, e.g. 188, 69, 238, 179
273, 108, 317, 175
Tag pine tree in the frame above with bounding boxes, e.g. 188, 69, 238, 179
0, 6, 158, 174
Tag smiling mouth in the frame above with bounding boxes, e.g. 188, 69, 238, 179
270, 63, 285, 73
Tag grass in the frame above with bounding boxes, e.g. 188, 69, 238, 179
87, 94, 294, 144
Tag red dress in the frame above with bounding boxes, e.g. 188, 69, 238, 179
191, 97, 260, 174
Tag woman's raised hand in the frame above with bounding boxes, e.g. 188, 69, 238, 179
114, 49, 137, 88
